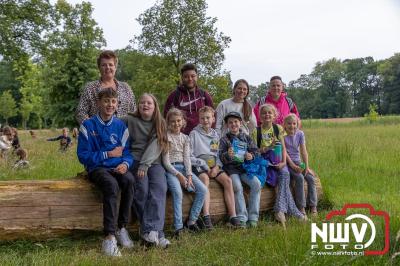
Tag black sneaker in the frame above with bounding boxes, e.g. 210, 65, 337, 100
201, 215, 214, 230
186, 222, 200, 233
173, 227, 185, 239
229, 216, 246, 228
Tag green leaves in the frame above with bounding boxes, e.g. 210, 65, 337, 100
134, 0, 231, 76
0, 90, 17, 124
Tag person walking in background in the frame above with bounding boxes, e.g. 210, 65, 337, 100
253, 76, 300, 126
76, 50, 136, 124
47, 128, 72, 152
215, 79, 257, 136
163, 63, 214, 135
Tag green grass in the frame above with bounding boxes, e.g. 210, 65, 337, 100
0, 129, 83, 180
1, 119, 400, 265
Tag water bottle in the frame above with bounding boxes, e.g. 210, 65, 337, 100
272, 141, 282, 165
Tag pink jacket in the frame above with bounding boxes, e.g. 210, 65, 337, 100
253, 92, 300, 126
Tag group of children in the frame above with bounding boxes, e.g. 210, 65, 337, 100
0, 126, 29, 169
76, 88, 318, 256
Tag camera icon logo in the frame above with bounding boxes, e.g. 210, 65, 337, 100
311, 203, 390, 256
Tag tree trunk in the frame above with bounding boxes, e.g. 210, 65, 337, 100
0, 176, 323, 240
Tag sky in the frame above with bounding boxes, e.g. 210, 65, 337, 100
65, 0, 400, 85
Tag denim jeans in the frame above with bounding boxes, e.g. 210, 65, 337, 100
166, 163, 207, 230
230, 173, 262, 222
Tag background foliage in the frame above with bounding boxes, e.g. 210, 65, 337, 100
0, 0, 399, 128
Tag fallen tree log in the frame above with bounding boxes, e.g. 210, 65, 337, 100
0, 176, 323, 240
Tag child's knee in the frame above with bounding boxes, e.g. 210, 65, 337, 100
199, 173, 210, 186
218, 174, 233, 188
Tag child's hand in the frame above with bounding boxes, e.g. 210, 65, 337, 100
274, 162, 286, 170
245, 152, 253, 161
292, 165, 303, 173
137, 169, 145, 178
108, 146, 123, 158
114, 163, 128, 174
228, 147, 234, 158
304, 167, 310, 175
187, 175, 195, 190
176, 173, 187, 187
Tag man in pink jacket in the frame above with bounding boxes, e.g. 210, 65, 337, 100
253, 76, 300, 126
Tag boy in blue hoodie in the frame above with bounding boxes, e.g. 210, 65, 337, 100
77, 88, 134, 257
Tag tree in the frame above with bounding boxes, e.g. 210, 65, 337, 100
18, 62, 46, 128
0, 90, 17, 124
378, 53, 400, 114
0, 0, 53, 75
134, 0, 231, 76
42, 0, 105, 126
343, 57, 382, 117
312, 58, 349, 118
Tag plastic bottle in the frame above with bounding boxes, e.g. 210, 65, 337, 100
272, 141, 282, 164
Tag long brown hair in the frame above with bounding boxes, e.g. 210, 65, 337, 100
132, 93, 169, 153
233, 79, 252, 123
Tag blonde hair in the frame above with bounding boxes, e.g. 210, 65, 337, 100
132, 93, 168, 153
283, 114, 298, 125
259, 104, 279, 118
166, 108, 187, 130
198, 106, 215, 115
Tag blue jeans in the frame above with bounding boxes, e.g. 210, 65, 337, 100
231, 173, 262, 222
166, 163, 207, 230
289, 167, 317, 208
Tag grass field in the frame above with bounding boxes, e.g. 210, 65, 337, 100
0, 117, 399, 265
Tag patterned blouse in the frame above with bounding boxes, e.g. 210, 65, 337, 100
162, 132, 192, 176
75, 79, 136, 124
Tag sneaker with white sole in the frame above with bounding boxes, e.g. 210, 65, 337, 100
115, 227, 134, 248
157, 237, 171, 249
142, 230, 159, 245
102, 236, 121, 257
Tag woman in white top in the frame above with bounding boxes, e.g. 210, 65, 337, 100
215, 79, 257, 136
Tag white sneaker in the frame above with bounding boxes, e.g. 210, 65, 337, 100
115, 227, 134, 248
102, 236, 121, 257
142, 230, 159, 245
157, 237, 171, 249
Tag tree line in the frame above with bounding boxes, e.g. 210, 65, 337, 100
0, 0, 399, 128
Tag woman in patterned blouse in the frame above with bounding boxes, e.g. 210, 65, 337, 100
75, 50, 136, 124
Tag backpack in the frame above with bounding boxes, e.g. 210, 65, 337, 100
256, 124, 280, 148
259, 95, 295, 113
172, 87, 206, 107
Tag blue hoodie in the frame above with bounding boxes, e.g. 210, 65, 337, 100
77, 114, 133, 173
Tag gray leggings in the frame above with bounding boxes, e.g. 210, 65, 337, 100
289, 167, 317, 209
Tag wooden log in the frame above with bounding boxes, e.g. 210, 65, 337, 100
0, 176, 323, 240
